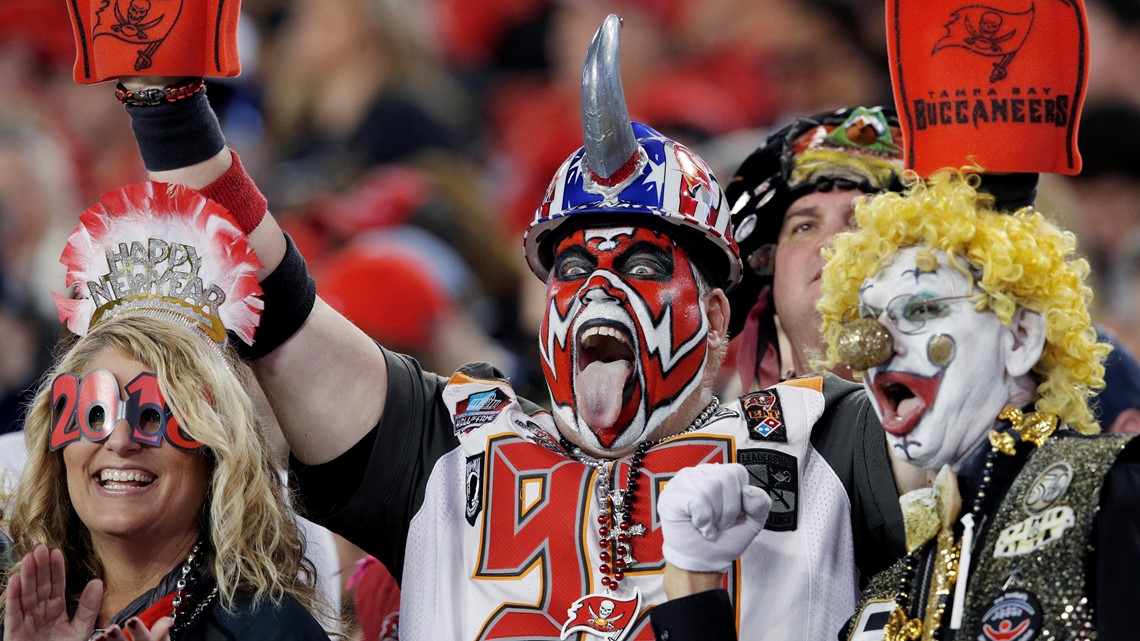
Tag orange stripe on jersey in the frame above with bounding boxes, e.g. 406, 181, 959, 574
778, 375, 824, 393
448, 371, 510, 388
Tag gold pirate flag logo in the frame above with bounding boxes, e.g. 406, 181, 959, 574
67, 0, 241, 83
888, 0, 1088, 175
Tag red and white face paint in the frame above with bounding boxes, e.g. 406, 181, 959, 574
540, 226, 710, 452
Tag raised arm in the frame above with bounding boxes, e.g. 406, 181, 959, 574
119, 76, 387, 464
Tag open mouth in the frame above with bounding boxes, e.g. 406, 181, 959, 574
577, 322, 635, 371
574, 320, 637, 439
870, 371, 942, 437
96, 468, 156, 489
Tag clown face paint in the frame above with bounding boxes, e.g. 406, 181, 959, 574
540, 226, 710, 452
860, 247, 1017, 470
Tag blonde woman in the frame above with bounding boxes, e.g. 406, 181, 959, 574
2, 315, 330, 640
2, 182, 332, 640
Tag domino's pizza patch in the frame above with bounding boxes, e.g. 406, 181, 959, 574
453, 388, 512, 433
741, 390, 788, 442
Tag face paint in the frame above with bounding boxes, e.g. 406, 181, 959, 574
539, 226, 709, 452
860, 247, 1013, 470
49, 369, 200, 451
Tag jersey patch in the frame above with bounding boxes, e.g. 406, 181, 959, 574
741, 390, 787, 442
738, 447, 798, 531
561, 589, 642, 641
465, 453, 484, 526
848, 599, 895, 641
454, 388, 512, 433
975, 590, 1042, 641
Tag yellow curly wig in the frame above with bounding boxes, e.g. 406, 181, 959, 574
818, 169, 1109, 433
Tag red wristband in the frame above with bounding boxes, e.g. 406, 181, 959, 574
200, 150, 267, 234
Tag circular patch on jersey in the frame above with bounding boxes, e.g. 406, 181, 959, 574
1024, 461, 1073, 515
975, 590, 1042, 641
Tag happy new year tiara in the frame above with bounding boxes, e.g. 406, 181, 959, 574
53, 181, 263, 346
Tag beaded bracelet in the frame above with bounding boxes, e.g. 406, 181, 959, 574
115, 78, 206, 107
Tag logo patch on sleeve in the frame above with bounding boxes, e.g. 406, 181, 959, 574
742, 390, 787, 442
738, 448, 798, 531
465, 453, 484, 526
454, 388, 512, 433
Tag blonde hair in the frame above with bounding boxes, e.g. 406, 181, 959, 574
817, 169, 1109, 433
4, 315, 322, 617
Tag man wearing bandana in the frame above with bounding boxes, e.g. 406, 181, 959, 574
108, 14, 879, 641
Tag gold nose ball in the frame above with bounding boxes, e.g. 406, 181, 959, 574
837, 319, 894, 371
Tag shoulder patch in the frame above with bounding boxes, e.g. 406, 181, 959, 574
738, 447, 798, 531
465, 452, 484, 526
454, 387, 512, 434
741, 390, 788, 442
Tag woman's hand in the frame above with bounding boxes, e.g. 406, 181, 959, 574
5, 545, 101, 641
3, 546, 171, 641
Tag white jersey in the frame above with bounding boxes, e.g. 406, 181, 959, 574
395, 370, 857, 641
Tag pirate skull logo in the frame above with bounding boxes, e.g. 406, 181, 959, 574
965, 11, 1015, 52
112, 0, 164, 39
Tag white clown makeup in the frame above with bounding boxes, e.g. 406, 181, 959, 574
860, 247, 1022, 470
540, 226, 710, 452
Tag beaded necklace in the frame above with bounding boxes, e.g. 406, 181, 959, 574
560, 396, 721, 594
88, 539, 217, 641
168, 540, 218, 638
884, 407, 1058, 641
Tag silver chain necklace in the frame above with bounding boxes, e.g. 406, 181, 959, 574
88, 540, 215, 641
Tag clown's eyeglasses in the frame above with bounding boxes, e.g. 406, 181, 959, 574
841, 294, 979, 335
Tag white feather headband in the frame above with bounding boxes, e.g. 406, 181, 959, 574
53, 181, 263, 345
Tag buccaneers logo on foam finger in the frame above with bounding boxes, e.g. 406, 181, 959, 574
67, 0, 241, 82
888, 0, 1087, 175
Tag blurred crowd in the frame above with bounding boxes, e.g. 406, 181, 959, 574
0, 0, 1139, 632
0, 0, 1134, 417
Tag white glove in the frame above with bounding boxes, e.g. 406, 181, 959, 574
658, 463, 771, 573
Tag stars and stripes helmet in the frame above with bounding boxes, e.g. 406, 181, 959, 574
523, 14, 741, 292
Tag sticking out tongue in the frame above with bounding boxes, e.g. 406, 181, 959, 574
576, 360, 633, 430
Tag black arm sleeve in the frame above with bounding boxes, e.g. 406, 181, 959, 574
1093, 439, 1140, 640
811, 376, 907, 588
289, 347, 459, 581
649, 590, 737, 641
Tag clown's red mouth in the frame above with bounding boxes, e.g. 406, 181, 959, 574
871, 371, 942, 437
575, 321, 636, 435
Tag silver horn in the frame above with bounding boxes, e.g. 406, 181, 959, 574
581, 14, 640, 183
